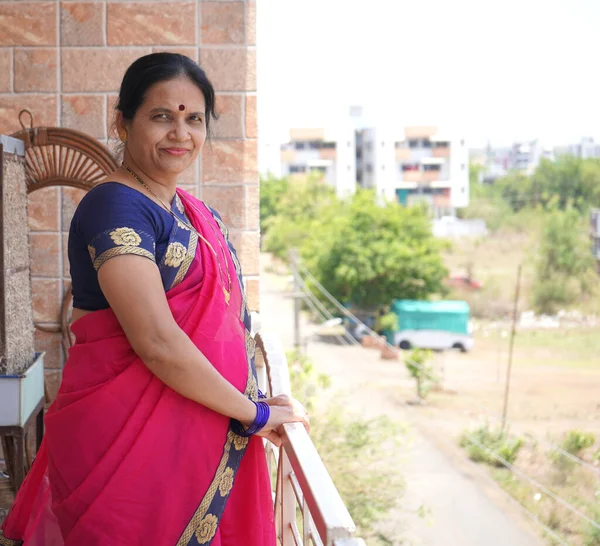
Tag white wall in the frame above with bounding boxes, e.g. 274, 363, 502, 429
331, 124, 357, 198
450, 136, 469, 208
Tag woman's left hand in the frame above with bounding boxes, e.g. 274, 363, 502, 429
256, 395, 309, 447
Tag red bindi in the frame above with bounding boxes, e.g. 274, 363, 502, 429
179, 104, 185, 111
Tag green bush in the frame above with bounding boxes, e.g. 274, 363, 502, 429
378, 312, 398, 332
460, 424, 523, 467
405, 349, 436, 400
582, 505, 600, 546
561, 430, 595, 455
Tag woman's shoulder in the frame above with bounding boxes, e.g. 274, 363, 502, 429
77, 182, 150, 210
72, 182, 163, 236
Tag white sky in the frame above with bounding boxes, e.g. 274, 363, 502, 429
257, 0, 600, 148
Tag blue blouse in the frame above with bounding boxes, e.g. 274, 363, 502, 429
68, 182, 199, 311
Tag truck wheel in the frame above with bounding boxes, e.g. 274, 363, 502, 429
399, 340, 412, 350
452, 342, 467, 353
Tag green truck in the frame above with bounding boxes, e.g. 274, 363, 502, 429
389, 300, 474, 352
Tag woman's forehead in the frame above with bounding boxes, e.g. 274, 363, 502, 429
144, 78, 206, 108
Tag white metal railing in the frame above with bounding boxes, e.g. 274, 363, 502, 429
254, 331, 365, 546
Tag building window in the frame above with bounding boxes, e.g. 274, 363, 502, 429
289, 165, 306, 174
461, 164, 466, 170
321, 141, 336, 149
408, 139, 419, 149
381, 141, 385, 147
460, 139, 465, 146
347, 141, 351, 148
421, 139, 431, 148
423, 164, 441, 172
402, 163, 419, 172
381, 164, 385, 170
356, 149, 362, 159
294, 142, 307, 151
309, 141, 320, 150
366, 163, 373, 173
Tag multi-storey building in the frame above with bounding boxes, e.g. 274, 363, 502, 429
279, 125, 470, 214
279, 127, 356, 198
356, 126, 469, 214
555, 137, 600, 160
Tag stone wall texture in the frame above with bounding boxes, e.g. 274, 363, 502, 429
0, 0, 259, 394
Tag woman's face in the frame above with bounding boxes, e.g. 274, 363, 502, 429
120, 76, 207, 180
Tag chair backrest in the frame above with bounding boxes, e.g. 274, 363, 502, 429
11, 110, 118, 358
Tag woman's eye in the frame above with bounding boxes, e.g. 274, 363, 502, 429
154, 113, 170, 120
190, 116, 204, 123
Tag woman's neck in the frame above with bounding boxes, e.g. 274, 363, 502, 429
122, 153, 177, 205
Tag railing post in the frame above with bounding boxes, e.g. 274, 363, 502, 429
280, 447, 296, 545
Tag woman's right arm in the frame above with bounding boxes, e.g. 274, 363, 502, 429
98, 254, 308, 432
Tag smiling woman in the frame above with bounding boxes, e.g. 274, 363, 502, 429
0, 53, 309, 546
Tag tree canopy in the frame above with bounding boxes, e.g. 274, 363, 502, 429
260, 175, 448, 308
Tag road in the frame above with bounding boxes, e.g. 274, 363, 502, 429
259, 255, 543, 546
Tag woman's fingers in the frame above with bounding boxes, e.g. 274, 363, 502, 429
257, 428, 283, 447
265, 394, 292, 407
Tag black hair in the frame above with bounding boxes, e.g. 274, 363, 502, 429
115, 52, 218, 135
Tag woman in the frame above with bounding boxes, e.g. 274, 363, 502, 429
0, 53, 308, 546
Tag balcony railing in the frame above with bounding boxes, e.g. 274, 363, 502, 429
254, 331, 365, 546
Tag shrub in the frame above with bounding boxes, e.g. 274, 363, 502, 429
460, 424, 523, 467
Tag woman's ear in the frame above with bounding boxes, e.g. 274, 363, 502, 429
115, 112, 128, 142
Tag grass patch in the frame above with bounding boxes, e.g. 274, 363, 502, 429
481, 327, 600, 369
461, 426, 600, 545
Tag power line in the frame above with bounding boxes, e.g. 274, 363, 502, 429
296, 284, 353, 348
469, 410, 600, 478
462, 432, 600, 534
425, 421, 573, 546
296, 277, 359, 347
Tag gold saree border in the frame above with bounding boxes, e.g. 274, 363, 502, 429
93, 246, 155, 271
0, 530, 23, 546
171, 230, 199, 290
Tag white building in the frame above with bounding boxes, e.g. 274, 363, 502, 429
357, 126, 469, 214
556, 137, 600, 159
507, 140, 554, 175
280, 126, 356, 198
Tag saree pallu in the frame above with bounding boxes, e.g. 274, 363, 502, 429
0, 190, 276, 546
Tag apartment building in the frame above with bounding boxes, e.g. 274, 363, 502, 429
555, 137, 600, 160
279, 127, 356, 198
357, 126, 469, 214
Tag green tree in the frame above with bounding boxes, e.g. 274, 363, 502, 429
302, 190, 448, 308
262, 174, 339, 260
533, 203, 596, 314
259, 173, 289, 236
493, 156, 600, 213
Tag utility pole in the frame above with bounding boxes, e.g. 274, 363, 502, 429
502, 264, 522, 432
289, 249, 301, 350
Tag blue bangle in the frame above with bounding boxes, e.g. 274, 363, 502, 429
231, 401, 270, 437
258, 389, 267, 400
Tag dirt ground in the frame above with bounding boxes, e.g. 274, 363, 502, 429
419, 332, 600, 440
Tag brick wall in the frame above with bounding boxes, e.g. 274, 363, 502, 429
0, 0, 259, 397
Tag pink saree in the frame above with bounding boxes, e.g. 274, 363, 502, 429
0, 190, 276, 546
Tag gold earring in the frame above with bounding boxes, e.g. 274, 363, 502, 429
120, 131, 127, 143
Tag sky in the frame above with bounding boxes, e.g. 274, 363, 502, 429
256, 0, 600, 150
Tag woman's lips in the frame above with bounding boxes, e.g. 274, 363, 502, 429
162, 148, 190, 156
